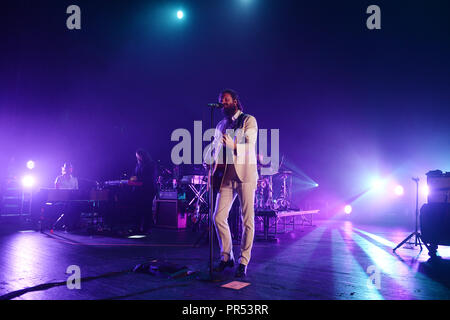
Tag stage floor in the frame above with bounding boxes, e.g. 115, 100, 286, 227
0, 219, 449, 300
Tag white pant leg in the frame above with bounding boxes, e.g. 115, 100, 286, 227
236, 182, 256, 266
213, 180, 237, 262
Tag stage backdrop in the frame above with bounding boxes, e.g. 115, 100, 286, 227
1, 0, 449, 220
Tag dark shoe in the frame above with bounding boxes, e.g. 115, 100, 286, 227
235, 264, 247, 278
213, 259, 234, 272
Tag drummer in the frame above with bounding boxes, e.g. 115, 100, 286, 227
255, 154, 277, 210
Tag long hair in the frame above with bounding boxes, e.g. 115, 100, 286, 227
136, 148, 152, 164
219, 88, 244, 111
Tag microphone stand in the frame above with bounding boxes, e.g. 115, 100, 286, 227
196, 104, 224, 282
208, 105, 214, 278
196, 104, 218, 281
393, 177, 424, 252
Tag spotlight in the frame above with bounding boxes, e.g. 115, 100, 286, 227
176, 10, 184, 19
394, 185, 404, 196
344, 205, 352, 214
372, 178, 384, 190
314, 183, 319, 187
26, 160, 35, 170
22, 175, 35, 188
422, 185, 429, 197
371, 178, 383, 190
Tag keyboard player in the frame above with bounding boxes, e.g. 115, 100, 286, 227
53, 162, 80, 231
131, 149, 157, 234
55, 162, 79, 190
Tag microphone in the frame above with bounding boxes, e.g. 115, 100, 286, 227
207, 103, 224, 108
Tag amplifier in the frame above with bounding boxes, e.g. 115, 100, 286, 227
155, 200, 186, 229
427, 170, 450, 203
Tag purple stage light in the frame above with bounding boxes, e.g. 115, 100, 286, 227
26, 160, 35, 170
22, 175, 35, 188
394, 185, 404, 196
344, 205, 352, 214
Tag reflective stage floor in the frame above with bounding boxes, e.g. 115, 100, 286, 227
1, 219, 449, 300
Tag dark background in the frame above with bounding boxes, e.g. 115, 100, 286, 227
1, 0, 449, 219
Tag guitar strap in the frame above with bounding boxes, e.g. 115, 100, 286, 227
233, 112, 247, 131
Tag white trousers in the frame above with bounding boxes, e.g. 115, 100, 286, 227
213, 165, 256, 266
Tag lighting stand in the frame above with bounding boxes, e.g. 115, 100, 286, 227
393, 177, 425, 252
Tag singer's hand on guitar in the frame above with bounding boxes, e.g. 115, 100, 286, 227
202, 162, 211, 171
222, 134, 236, 151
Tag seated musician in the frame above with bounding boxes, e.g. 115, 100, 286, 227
55, 162, 79, 190
131, 149, 157, 234
53, 162, 79, 231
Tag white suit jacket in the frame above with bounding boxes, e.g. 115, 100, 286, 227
204, 111, 258, 189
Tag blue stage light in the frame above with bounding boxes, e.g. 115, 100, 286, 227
371, 178, 383, 190
177, 10, 184, 19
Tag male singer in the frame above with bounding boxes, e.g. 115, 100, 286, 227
205, 89, 258, 277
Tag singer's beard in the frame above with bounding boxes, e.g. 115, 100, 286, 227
222, 105, 238, 118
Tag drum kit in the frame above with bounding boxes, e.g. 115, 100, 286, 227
255, 165, 293, 211
155, 159, 294, 217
